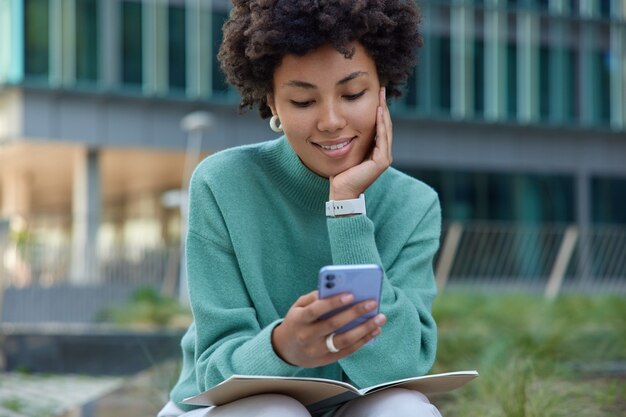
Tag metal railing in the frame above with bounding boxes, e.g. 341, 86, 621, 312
436, 223, 626, 295
0, 240, 180, 324
1, 222, 625, 325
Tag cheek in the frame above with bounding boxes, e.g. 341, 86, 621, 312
353, 101, 378, 133
281, 113, 312, 139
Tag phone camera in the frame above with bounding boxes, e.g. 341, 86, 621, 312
325, 282, 335, 289
326, 274, 336, 281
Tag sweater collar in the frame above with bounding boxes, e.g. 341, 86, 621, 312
263, 137, 330, 212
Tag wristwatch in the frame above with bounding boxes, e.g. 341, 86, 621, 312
325, 193, 366, 217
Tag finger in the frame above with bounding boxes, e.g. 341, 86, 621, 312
302, 292, 355, 322
376, 87, 391, 159
377, 87, 386, 143
317, 299, 379, 334
374, 105, 388, 164
328, 313, 386, 350
381, 87, 393, 161
293, 290, 319, 307
322, 326, 383, 364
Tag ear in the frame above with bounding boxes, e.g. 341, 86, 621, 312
266, 93, 277, 116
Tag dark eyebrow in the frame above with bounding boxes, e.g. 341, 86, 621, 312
284, 71, 368, 89
284, 80, 317, 89
337, 71, 368, 85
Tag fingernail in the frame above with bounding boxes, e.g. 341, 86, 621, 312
365, 300, 377, 310
374, 314, 386, 325
341, 294, 354, 304
372, 329, 381, 337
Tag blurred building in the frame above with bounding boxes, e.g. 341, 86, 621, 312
0, 0, 625, 296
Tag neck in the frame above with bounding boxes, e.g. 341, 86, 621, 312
263, 137, 330, 212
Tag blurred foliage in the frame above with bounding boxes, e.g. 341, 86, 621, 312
99, 286, 191, 329
10, 229, 32, 246
1, 398, 25, 413
431, 292, 626, 417
10, 228, 34, 258
141, 291, 626, 416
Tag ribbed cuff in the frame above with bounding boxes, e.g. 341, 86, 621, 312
231, 319, 302, 376
326, 215, 383, 265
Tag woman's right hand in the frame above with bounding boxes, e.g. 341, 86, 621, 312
271, 290, 386, 368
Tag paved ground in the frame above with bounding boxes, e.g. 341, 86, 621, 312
0, 373, 123, 417
0, 361, 179, 417
86, 360, 179, 417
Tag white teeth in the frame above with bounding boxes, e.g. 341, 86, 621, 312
320, 140, 351, 150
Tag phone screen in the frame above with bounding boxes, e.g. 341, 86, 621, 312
318, 264, 383, 334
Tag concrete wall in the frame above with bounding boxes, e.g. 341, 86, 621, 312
0, 88, 22, 142
2, 325, 184, 374
19, 87, 271, 151
13, 87, 626, 177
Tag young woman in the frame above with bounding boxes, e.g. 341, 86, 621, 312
159, 1, 442, 416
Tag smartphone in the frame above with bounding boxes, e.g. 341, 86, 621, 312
318, 264, 383, 334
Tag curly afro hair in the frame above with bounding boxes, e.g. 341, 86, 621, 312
218, 0, 422, 118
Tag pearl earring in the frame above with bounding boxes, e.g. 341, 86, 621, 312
270, 115, 283, 132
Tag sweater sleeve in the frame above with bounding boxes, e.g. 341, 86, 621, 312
326, 192, 441, 388
184, 173, 301, 395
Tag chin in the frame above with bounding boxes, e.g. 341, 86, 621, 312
325, 160, 359, 178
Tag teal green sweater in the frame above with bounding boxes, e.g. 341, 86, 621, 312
170, 137, 441, 411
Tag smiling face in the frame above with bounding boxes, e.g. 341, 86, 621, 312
267, 42, 381, 178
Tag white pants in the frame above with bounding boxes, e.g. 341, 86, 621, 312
157, 388, 442, 417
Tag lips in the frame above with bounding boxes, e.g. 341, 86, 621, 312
312, 137, 356, 158
319, 140, 352, 150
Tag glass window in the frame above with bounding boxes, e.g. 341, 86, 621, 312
211, 9, 230, 94
75, 0, 99, 83
565, 48, 578, 122
168, 4, 186, 91
445, 171, 478, 221
438, 36, 451, 113
596, 50, 611, 125
536, 0, 550, 11
548, 46, 567, 123
121, 0, 143, 87
539, 45, 549, 121
521, 174, 575, 223
592, 177, 626, 224
0, 1, 9, 83
473, 39, 484, 118
24, 0, 49, 78
401, 170, 494, 222
570, 0, 582, 15
488, 173, 516, 222
506, 43, 517, 119
401, 168, 575, 224
599, 0, 611, 18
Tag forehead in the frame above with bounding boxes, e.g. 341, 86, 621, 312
273, 42, 378, 86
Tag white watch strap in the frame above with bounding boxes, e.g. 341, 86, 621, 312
326, 193, 366, 217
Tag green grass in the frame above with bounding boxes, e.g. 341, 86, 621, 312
98, 286, 191, 329
143, 291, 625, 416
1, 398, 25, 413
431, 292, 626, 417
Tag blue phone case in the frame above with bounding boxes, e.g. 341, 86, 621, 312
318, 264, 383, 334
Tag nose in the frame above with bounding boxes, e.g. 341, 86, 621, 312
316, 101, 346, 133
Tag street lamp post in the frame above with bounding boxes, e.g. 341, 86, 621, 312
179, 111, 215, 303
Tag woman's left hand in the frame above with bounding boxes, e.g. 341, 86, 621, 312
329, 87, 392, 201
